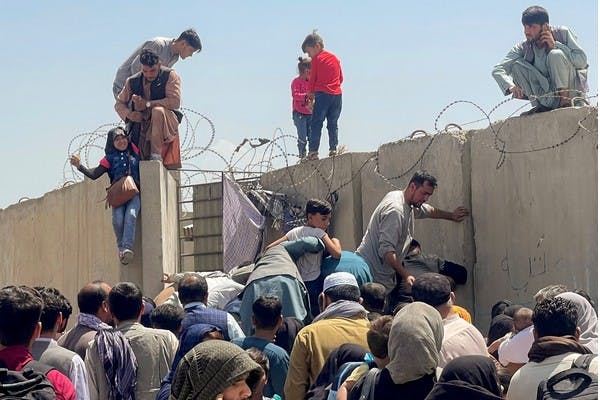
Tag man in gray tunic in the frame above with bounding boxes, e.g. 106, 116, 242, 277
112, 29, 201, 98
356, 170, 468, 298
492, 6, 588, 114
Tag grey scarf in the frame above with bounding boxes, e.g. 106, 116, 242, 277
312, 300, 367, 323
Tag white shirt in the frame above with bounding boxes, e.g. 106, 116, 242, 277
439, 313, 488, 368
286, 226, 326, 281
499, 325, 535, 366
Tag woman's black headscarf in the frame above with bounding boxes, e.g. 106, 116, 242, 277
425, 355, 503, 400
104, 126, 132, 154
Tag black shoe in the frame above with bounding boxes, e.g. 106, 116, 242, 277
520, 104, 552, 116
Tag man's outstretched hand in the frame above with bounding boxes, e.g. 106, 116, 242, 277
452, 207, 469, 222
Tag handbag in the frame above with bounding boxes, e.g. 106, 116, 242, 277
105, 152, 139, 208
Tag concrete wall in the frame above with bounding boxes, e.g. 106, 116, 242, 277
259, 152, 374, 250
470, 107, 598, 329
0, 107, 595, 332
0, 160, 178, 322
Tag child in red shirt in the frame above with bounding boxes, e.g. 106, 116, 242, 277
290, 57, 313, 159
301, 31, 343, 160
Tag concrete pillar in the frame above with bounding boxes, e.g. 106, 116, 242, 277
139, 160, 179, 298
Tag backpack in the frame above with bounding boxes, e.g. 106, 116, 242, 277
0, 360, 56, 399
327, 358, 377, 400
348, 368, 380, 400
537, 354, 598, 399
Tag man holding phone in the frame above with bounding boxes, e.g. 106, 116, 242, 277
492, 6, 588, 115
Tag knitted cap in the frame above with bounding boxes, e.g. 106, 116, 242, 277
411, 273, 452, 306
170, 340, 261, 399
323, 272, 359, 292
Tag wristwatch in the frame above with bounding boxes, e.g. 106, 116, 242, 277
146, 101, 151, 109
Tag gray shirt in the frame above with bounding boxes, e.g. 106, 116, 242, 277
112, 37, 179, 98
356, 190, 432, 293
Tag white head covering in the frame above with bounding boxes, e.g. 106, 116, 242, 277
557, 292, 598, 354
386, 301, 444, 384
323, 272, 359, 292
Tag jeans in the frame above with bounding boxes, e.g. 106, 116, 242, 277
292, 110, 312, 157
112, 194, 141, 251
309, 92, 342, 152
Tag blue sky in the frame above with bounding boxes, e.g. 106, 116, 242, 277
0, 1, 597, 208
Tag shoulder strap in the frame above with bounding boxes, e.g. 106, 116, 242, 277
358, 368, 380, 400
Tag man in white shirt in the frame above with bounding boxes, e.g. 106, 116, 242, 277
411, 273, 488, 369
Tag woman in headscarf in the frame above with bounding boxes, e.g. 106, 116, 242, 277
170, 340, 262, 400
557, 292, 598, 353
425, 355, 503, 400
348, 302, 443, 400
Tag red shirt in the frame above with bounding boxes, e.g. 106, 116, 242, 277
308, 50, 343, 95
0, 345, 76, 400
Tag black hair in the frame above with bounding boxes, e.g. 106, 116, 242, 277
306, 198, 332, 216
252, 296, 282, 330
324, 285, 360, 303
176, 28, 202, 51
35, 287, 72, 334
78, 282, 109, 314
297, 56, 311, 75
408, 239, 421, 252
245, 348, 269, 393
408, 170, 438, 188
0, 286, 43, 346
360, 283, 386, 313
521, 6, 549, 26
151, 304, 184, 335
301, 30, 324, 53
533, 297, 578, 338
109, 282, 143, 322
367, 315, 393, 359
178, 274, 209, 305
140, 48, 160, 67
491, 299, 512, 319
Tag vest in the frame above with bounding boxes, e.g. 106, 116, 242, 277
128, 67, 171, 101
105, 149, 140, 186
31, 340, 77, 379
182, 304, 230, 341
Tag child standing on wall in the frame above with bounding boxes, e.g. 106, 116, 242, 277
291, 56, 313, 160
70, 127, 141, 265
301, 31, 343, 160
266, 198, 342, 315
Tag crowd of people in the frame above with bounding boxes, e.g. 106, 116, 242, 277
0, 270, 596, 399
23, 4, 592, 400
1, 168, 597, 399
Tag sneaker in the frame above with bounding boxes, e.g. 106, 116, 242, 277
120, 249, 134, 265
150, 153, 163, 161
328, 149, 337, 157
306, 151, 319, 161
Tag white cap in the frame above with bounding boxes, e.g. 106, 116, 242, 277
323, 272, 359, 292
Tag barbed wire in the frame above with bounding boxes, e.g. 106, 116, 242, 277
62, 94, 597, 227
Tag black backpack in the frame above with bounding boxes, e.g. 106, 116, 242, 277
0, 360, 56, 399
537, 354, 598, 399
